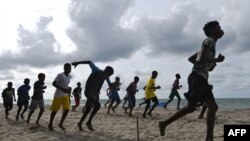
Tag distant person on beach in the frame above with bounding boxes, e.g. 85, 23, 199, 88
142, 71, 161, 118
122, 93, 129, 109
124, 76, 139, 116
26, 73, 46, 125
159, 21, 225, 141
16, 78, 31, 121
2, 82, 16, 119
71, 60, 113, 131
138, 86, 147, 108
104, 87, 112, 108
48, 63, 72, 131
163, 74, 182, 110
72, 82, 82, 111
107, 77, 121, 113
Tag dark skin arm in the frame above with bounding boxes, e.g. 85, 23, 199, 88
189, 45, 225, 64
199, 45, 225, 63
188, 52, 198, 64
71, 60, 92, 68
13, 89, 16, 101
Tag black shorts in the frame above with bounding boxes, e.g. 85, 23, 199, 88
17, 100, 29, 106
145, 96, 159, 105
185, 72, 214, 103
3, 99, 13, 108
84, 90, 100, 106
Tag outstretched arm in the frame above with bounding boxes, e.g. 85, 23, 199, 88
72, 60, 100, 72
71, 61, 92, 68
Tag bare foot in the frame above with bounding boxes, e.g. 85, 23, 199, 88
48, 124, 54, 131
86, 122, 94, 131
58, 124, 66, 131
77, 122, 83, 131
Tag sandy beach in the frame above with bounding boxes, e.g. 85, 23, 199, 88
0, 104, 249, 141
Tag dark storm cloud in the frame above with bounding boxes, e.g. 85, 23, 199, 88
138, 2, 213, 57
1, 0, 250, 72
67, 1, 230, 59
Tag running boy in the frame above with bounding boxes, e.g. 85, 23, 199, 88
2, 82, 16, 119
124, 76, 139, 116
26, 73, 46, 125
48, 63, 72, 131
159, 21, 225, 141
71, 60, 113, 131
16, 78, 31, 121
72, 82, 82, 111
107, 77, 121, 113
142, 71, 161, 118
163, 74, 182, 110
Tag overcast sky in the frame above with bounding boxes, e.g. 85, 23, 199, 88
0, 0, 250, 100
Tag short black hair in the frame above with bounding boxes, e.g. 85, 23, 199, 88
115, 76, 120, 81
176, 73, 180, 78
64, 63, 71, 68
77, 82, 81, 86
105, 66, 114, 76
24, 78, 30, 83
38, 73, 45, 79
134, 76, 139, 81
203, 21, 219, 37
152, 71, 158, 75
7, 82, 12, 86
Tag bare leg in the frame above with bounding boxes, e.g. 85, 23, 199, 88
163, 98, 173, 109
86, 102, 101, 131
16, 105, 22, 121
107, 100, 114, 113
159, 102, 196, 136
122, 99, 127, 108
112, 101, 121, 112
20, 104, 28, 120
204, 99, 218, 141
36, 108, 44, 125
48, 111, 57, 131
26, 111, 34, 123
148, 98, 159, 116
198, 104, 207, 119
142, 100, 150, 118
58, 110, 69, 130
78, 101, 92, 131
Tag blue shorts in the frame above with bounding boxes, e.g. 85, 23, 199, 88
110, 91, 121, 103
128, 95, 136, 107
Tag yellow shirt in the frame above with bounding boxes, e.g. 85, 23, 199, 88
145, 78, 156, 99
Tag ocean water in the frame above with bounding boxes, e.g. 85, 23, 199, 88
0, 98, 249, 110
41, 98, 250, 110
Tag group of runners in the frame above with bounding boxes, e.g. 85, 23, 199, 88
1, 20, 225, 141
